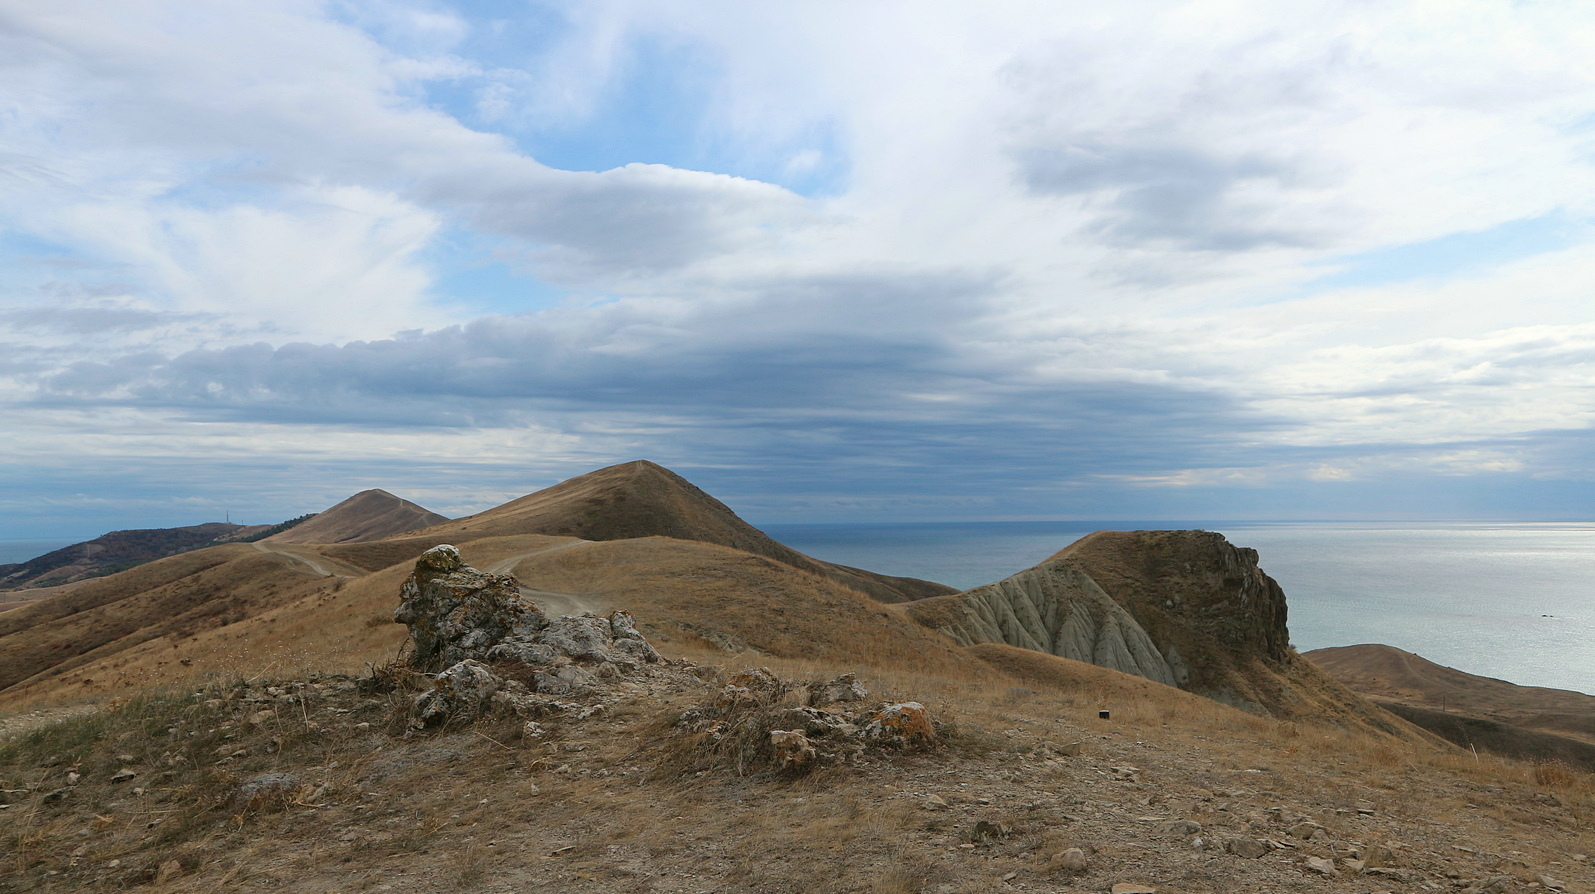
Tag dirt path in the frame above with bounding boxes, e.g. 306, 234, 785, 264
487, 541, 604, 617
249, 542, 362, 578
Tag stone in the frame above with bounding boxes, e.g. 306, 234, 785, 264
808, 673, 868, 706
1362, 844, 1395, 868
65, 772, 80, 786
923, 795, 951, 811
1538, 874, 1566, 890
1054, 848, 1088, 872
1461, 878, 1513, 894
1224, 837, 1271, 859
532, 664, 599, 697
1305, 856, 1337, 875
412, 659, 504, 727
42, 788, 70, 803
110, 768, 136, 783
1158, 819, 1201, 836
1289, 821, 1326, 840
770, 730, 817, 769
394, 545, 548, 672
861, 702, 936, 748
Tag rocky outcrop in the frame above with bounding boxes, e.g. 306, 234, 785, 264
671, 668, 939, 775
394, 544, 548, 673
908, 530, 1412, 724
393, 544, 660, 727
905, 562, 1185, 687
1057, 531, 1289, 665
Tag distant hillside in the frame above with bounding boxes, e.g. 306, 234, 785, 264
265, 489, 448, 544
430, 460, 956, 603
0, 522, 273, 590
1307, 643, 1595, 769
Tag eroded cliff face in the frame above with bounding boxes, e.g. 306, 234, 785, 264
1056, 530, 1289, 662
906, 563, 1187, 688
910, 530, 1320, 715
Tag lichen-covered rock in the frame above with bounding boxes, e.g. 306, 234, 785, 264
862, 702, 937, 748
395, 545, 548, 672
412, 659, 503, 727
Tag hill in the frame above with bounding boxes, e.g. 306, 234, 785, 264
907, 530, 1418, 738
1307, 643, 1595, 770
263, 489, 448, 544
0, 522, 273, 590
428, 460, 956, 603
1, 548, 1589, 893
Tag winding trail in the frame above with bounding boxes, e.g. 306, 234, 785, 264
249, 542, 362, 578
486, 541, 603, 617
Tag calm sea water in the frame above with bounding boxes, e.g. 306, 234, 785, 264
764, 521, 1595, 696
0, 540, 73, 565
4, 523, 1591, 694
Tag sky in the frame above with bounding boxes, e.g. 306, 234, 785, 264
4, 0, 1595, 539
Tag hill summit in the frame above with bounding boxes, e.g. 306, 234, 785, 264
431, 460, 954, 603
265, 489, 448, 544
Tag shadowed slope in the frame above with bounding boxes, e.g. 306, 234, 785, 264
0, 523, 272, 590
1307, 644, 1595, 766
429, 460, 955, 603
265, 489, 448, 544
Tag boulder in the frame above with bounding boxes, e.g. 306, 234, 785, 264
395, 545, 547, 672
391, 546, 666, 725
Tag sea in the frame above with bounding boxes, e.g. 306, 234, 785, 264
4, 522, 1592, 695
763, 521, 1595, 697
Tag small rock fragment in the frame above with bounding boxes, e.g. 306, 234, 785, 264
1052, 848, 1088, 873
1224, 837, 1271, 859
1289, 821, 1326, 840
1305, 856, 1337, 875
110, 768, 136, 783
1158, 819, 1201, 836
155, 860, 183, 884
923, 795, 951, 811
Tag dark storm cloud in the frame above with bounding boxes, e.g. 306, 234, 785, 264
26, 269, 1274, 486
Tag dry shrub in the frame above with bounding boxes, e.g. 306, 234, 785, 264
1533, 761, 1577, 788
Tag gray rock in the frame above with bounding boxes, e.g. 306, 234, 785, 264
1158, 819, 1202, 836
1362, 844, 1395, 868
1305, 856, 1337, 876
1462, 877, 1514, 894
1289, 821, 1326, 840
1224, 837, 1271, 859
808, 673, 868, 706
395, 545, 547, 672
412, 659, 504, 727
